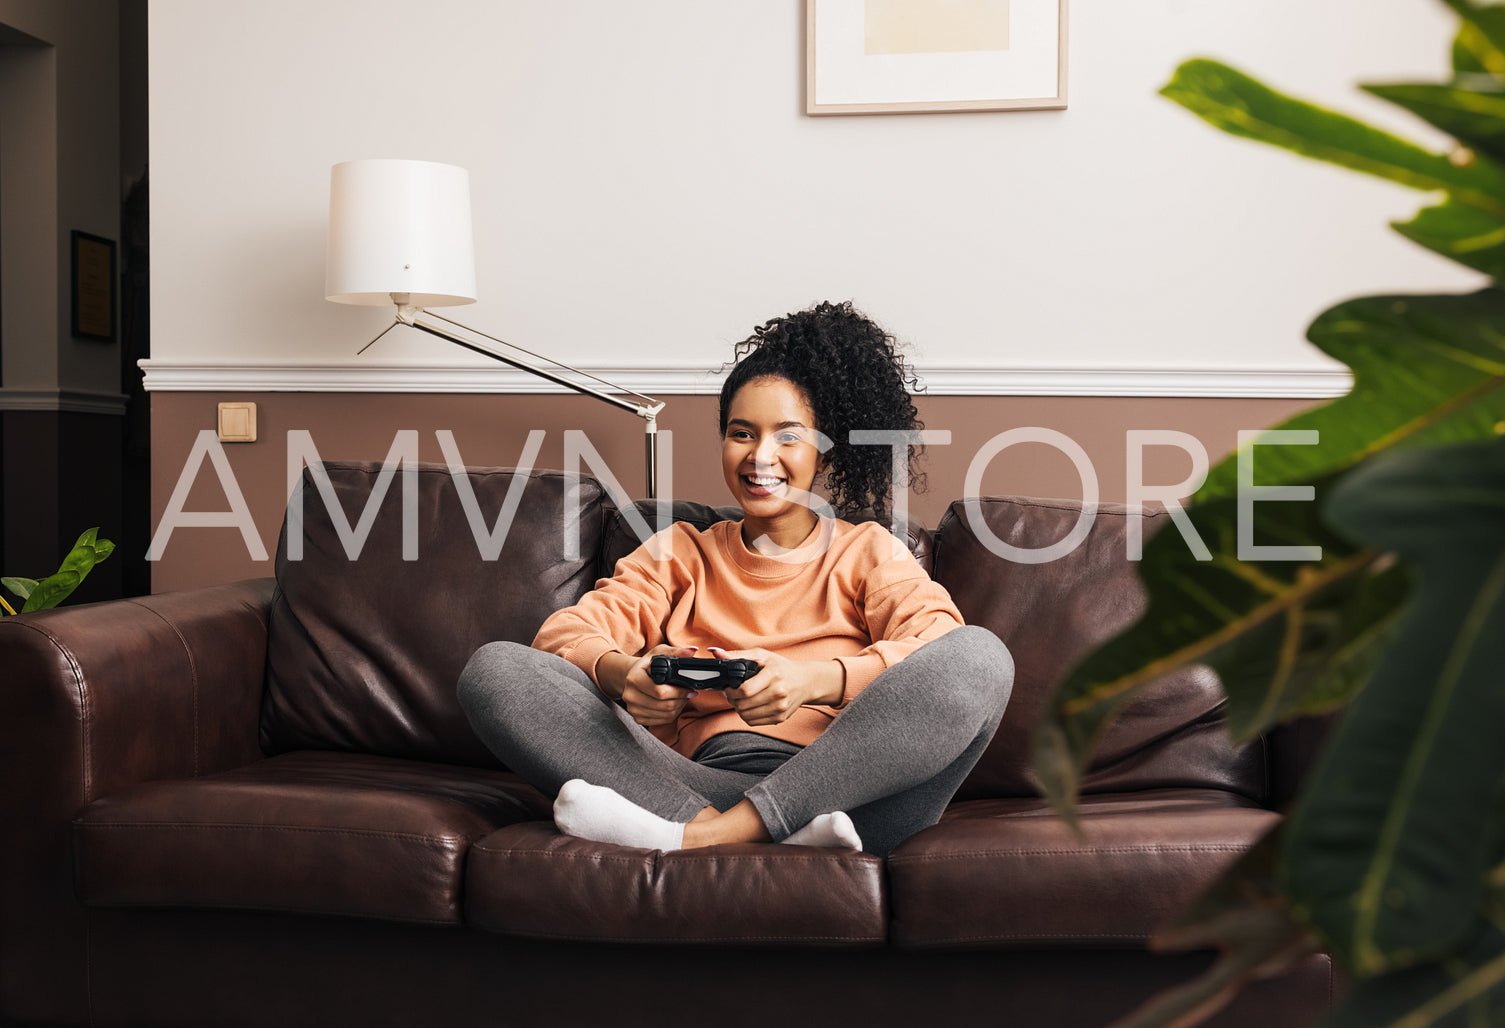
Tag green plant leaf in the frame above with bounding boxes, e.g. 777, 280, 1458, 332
1364, 82, 1505, 165
2, 576, 37, 601
1447, 0, 1505, 81
58, 528, 100, 576
1489, 851, 1505, 931
1200, 290, 1505, 502
1453, 18, 1505, 81
1108, 828, 1322, 1028
1393, 199, 1505, 279
1284, 436, 1505, 977
1160, 59, 1505, 215
1216, 559, 1409, 741
1324, 919, 1505, 1028
1032, 482, 1391, 822
16, 528, 113, 612
20, 571, 83, 613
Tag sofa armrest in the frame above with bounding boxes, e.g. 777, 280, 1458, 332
0, 577, 274, 1025
2, 577, 275, 792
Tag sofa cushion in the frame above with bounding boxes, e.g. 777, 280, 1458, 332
464, 821, 887, 946
932, 496, 1266, 801
73, 751, 549, 924
262, 463, 611, 767
602, 500, 934, 575
886, 789, 1279, 949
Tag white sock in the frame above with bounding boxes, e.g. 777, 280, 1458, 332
781, 811, 862, 850
552, 779, 686, 851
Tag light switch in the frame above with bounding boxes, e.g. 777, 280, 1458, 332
217, 402, 257, 443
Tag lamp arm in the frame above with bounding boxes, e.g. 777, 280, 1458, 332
379, 305, 667, 497
423, 308, 664, 409
396, 308, 665, 423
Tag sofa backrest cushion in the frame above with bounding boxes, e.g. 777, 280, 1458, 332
262, 462, 611, 767
932, 496, 1266, 802
600, 501, 934, 576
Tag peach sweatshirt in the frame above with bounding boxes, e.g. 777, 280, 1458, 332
532, 517, 964, 758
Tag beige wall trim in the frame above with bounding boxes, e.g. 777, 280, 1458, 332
137, 360, 1352, 399
0, 388, 128, 415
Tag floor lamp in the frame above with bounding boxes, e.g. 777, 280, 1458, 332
324, 158, 666, 497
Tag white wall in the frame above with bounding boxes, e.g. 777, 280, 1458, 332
148, 0, 1478, 381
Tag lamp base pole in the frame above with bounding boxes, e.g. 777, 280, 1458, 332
644, 417, 658, 500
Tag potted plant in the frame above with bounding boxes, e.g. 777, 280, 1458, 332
1035, 2, 1505, 1024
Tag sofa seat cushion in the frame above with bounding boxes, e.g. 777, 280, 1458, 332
73, 751, 549, 924
886, 789, 1278, 949
464, 820, 887, 946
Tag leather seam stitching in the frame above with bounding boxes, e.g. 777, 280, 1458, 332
127, 598, 200, 776
890, 843, 1248, 862
3, 620, 92, 801
902, 931, 1153, 941
472, 846, 876, 866
482, 928, 882, 943
74, 822, 467, 847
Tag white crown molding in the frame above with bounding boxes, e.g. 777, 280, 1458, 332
136, 360, 1353, 399
137, 360, 725, 396
920, 365, 1353, 398
0, 388, 129, 415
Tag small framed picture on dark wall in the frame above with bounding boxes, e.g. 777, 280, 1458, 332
71, 230, 116, 342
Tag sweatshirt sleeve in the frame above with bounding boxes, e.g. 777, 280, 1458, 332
830, 540, 964, 706
530, 531, 679, 683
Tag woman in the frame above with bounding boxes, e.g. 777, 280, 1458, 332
457, 301, 1013, 857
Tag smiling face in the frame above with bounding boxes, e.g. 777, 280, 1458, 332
721, 376, 824, 545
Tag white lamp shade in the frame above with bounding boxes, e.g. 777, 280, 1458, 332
325, 159, 477, 307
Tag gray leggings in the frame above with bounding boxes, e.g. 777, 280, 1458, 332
456, 625, 1013, 857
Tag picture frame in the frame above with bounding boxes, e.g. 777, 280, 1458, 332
71, 230, 117, 342
806, 0, 1068, 115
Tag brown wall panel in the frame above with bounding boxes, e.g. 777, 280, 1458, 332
148, 392, 1317, 593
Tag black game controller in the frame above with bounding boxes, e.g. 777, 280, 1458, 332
648, 656, 762, 690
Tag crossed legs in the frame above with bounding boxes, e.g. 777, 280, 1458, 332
456, 625, 1013, 857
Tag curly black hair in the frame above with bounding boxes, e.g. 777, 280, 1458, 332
718, 300, 925, 525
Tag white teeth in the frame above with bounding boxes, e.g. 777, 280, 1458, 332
747, 475, 783, 487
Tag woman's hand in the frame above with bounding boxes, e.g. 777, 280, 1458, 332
711, 647, 845, 726
597, 645, 701, 727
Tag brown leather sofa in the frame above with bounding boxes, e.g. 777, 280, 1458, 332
0, 462, 1334, 1027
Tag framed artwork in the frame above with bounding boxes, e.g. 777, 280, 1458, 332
806, 0, 1068, 115
71, 230, 117, 342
